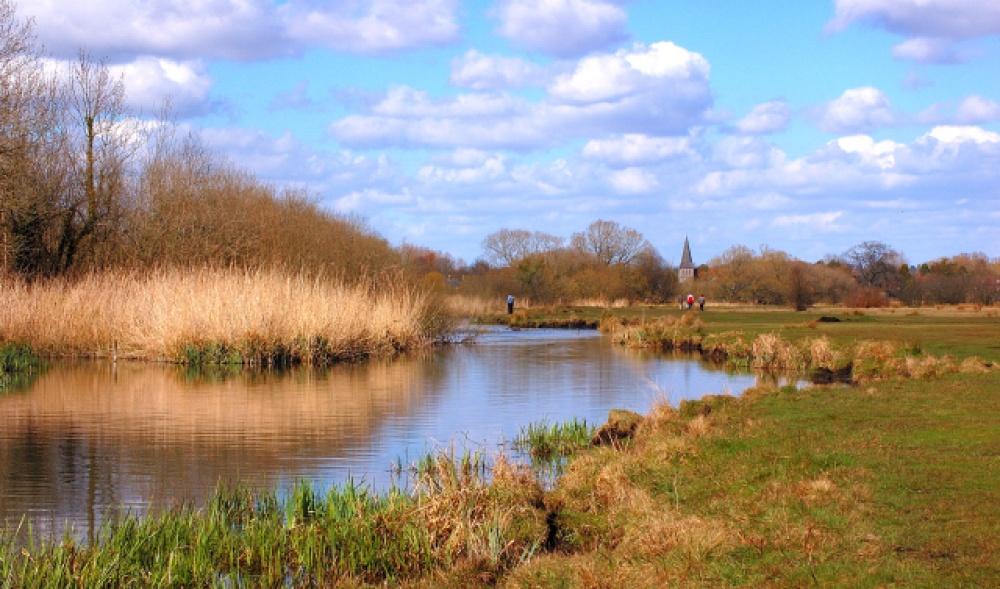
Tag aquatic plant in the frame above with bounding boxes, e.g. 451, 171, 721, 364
513, 418, 595, 462
0, 342, 40, 391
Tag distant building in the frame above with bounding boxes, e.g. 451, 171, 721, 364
678, 236, 696, 283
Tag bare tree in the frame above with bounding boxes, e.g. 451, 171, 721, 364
481, 228, 563, 267
0, 0, 53, 274
570, 219, 649, 266
56, 49, 139, 270
842, 241, 904, 289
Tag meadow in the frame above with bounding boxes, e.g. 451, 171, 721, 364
1, 304, 998, 587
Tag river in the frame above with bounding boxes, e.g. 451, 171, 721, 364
0, 327, 765, 540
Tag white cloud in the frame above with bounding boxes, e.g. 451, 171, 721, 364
18, 0, 288, 61
734, 101, 793, 135
891, 37, 962, 63
812, 87, 896, 134
449, 50, 546, 90
827, 0, 1000, 63
827, 0, 1000, 39
17, 0, 460, 61
548, 42, 710, 104
494, 0, 630, 57
772, 212, 844, 231
714, 137, 784, 169
926, 125, 1000, 144
417, 151, 508, 184
835, 135, 900, 169
284, 0, 460, 55
329, 42, 713, 150
609, 167, 657, 193
110, 57, 214, 116
582, 134, 698, 166
955, 95, 1000, 123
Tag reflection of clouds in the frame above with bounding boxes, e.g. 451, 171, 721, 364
0, 332, 759, 541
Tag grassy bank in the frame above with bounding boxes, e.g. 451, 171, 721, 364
0, 268, 448, 365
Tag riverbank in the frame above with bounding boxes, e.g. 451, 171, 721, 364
0, 269, 449, 365
1, 307, 997, 586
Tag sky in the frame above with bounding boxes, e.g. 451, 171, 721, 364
16, 0, 1000, 267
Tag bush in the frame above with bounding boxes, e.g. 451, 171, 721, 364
844, 286, 889, 308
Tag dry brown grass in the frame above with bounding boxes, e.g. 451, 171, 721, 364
0, 268, 444, 363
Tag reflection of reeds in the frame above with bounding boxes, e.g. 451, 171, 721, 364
0, 268, 448, 364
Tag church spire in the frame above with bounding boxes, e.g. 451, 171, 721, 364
678, 236, 696, 283
680, 236, 694, 269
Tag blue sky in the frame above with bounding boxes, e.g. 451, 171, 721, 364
18, 0, 1000, 266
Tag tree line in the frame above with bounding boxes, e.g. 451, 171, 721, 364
410, 223, 999, 308
0, 0, 398, 280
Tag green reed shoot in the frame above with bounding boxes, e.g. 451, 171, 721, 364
512, 418, 594, 463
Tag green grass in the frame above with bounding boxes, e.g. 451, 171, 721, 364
513, 418, 595, 465
0, 342, 40, 392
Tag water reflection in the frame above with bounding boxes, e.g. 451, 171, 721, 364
0, 328, 759, 540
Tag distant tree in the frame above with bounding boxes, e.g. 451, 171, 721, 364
480, 228, 562, 267
570, 219, 649, 266
787, 261, 814, 311
705, 245, 756, 302
842, 241, 904, 289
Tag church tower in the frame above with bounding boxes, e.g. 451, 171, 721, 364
678, 236, 696, 283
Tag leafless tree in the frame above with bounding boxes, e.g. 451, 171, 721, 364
570, 219, 649, 266
480, 228, 563, 267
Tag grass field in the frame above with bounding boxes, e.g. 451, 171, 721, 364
1, 304, 997, 587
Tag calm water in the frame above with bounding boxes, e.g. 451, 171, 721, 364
0, 327, 762, 539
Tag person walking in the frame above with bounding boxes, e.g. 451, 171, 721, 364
698, 294, 706, 311
686, 294, 694, 309
507, 294, 515, 314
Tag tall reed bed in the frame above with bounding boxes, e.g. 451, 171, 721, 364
0, 268, 449, 365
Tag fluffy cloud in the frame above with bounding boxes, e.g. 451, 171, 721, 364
284, 0, 460, 55
609, 167, 658, 193
827, 0, 1000, 63
449, 50, 547, 90
493, 0, 630, 57
772, 212, 844, 232
17, 0, 461, 61
811, 87, 896, 134
733, 100, 793, 135
18, 0, 287, 61
827, 0, 1000, 39
955, 95, 1000, 124
110, 57, 215, 116
329, 42, 713, 149
547, 41, 709, 103
891, 37, 964, 63
582, 134, 699, 166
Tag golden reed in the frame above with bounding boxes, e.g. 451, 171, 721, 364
0, 268, 445, 363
